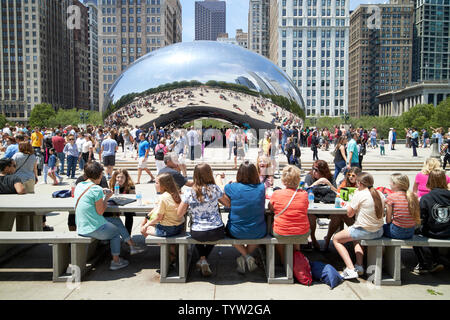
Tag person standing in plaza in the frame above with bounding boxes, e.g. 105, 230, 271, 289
411, 128, 419, 157
422, 129, 430, 148
12, 142, 37, 193
187, 126, 199, 161
51, 130, 66, 176
122, 128, 134, 159
136, 132, 155, 184
333, 136, 348, 182
311, 130, 320, 161
31, 127, 44, 176
75, 132, 86, 171
392, 128, 397, 150
64, 134, 79, 179
100, 132, 118, 180
443, 134, 450, 170
347, 132, 360, 169
388, 128, 393, 150
370, 127, 377, 149
227, 127, 237, 161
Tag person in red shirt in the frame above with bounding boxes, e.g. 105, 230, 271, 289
268, 165, 310, 264
51, 130, 66, 175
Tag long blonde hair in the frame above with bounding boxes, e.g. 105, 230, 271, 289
421, 158, 441, 175
390, 173, 421, 225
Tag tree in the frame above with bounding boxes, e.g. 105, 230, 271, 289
28, 103, 56, 128
431, 97, 450, 130
0, 114, 7, 129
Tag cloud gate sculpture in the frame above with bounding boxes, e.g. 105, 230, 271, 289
104, 41, 305, 130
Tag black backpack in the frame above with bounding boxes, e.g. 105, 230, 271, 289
155, 145, 165, 160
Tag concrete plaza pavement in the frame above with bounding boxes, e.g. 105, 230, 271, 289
0, 144, 449, 300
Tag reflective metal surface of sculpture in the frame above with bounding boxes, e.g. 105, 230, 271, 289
104, 41, 305, 129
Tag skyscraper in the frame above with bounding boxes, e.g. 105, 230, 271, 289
85, 0, 100, 111
248, 0, 270, 58
412, 0, 450, 82
0, 0, 75, 120
217, 29, 249, 48
98, 0, 182, 112
348, 0, 414, 117
195, 0, 226, 41
73, 0, 90, 110
271, 0, 350, 117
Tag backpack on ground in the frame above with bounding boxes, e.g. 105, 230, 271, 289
293, 250, 313, 286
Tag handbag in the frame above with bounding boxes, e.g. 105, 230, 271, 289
293, 251, 313, 286
312, 185, 336, 204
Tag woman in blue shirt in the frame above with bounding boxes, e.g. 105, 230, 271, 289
75, 161, 144, 271
217, 162, 266, 274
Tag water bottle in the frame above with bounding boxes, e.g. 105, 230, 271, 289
308, 190, 315, 208
71, 183, 75, 198
114, 181, 120, 196
335, 195, 341, 208
136, 192, 143, 206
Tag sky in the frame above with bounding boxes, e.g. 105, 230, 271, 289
181, 0, 387, 42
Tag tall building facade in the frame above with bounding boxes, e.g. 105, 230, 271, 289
73, 0, 90, 110
98, 0, 182, 112
85, 0, 100, 111
0, 0, 76, 121
195, 0, 226, 41
348, 0, 414, 118
271, 0, 350, 117
412, 0, 450, 82
248, 0, 270, 57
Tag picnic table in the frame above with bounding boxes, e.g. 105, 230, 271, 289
0, 194, 154, 232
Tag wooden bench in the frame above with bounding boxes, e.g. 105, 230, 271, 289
145, 233, 307, 284
0, 231, 96, 282
361, 235, 450, 286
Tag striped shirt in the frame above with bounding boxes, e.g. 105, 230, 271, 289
385, 191, 415, 228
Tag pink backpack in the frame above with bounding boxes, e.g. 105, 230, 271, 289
293, 250, 313, 286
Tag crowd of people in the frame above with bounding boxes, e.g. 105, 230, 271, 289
1, 121, 450, 280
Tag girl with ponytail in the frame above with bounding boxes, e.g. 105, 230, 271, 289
383, 174, 420, 239
332, 172, 385, 280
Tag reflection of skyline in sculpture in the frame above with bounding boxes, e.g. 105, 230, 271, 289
104, 41, 305, 129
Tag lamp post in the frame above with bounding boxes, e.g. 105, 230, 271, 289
79, 111, 89, 124
341, 111, 349, 125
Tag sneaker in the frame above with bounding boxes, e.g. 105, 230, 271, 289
110, 258, 129, 271
413, 263, 429, 275
246, 255, 258, 272
236, 256, 246, 274
340, 268, 358, 280
129, 244, 146, 255
429, 262, 445, 273
354, 264, 365, 276
200, 260, 212, 277
59, 177, 64, 184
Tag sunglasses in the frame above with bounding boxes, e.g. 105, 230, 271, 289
347, 174, 356, 178
312, 167, 319, 171
69, 139, 74, 141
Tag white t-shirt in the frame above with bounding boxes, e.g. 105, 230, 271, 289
82, 140, 92, 153
76, 138, 85, 152
350, 188, 384, 232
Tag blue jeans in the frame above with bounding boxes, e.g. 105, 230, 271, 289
66, 155, 77, 178
105, 217, 131, 243
57, 152, 65, 174
334, 160, 346, 182
383, 223, 415, 240
80, 222, 122, 256
155, 223, 184, 237
79, 156, 85, 171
